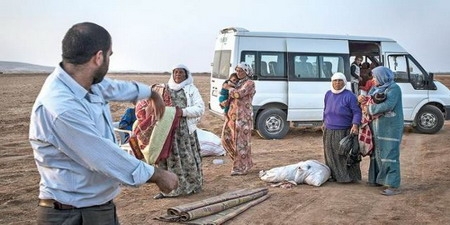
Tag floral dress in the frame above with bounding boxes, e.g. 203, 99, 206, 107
158, 87, 203, 196
221, 77, 256, 174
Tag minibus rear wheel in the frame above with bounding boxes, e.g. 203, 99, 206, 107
413, 105, 444, 134
256, 108, 289, 139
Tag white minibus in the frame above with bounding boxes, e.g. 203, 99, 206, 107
209, 27, 450, 139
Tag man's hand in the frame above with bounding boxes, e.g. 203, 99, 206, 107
149, 92, 165, 121
148, 167, 178, 194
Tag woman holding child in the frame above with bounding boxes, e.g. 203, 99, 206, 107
359, 66, 403, 196
221, 63, 256, 176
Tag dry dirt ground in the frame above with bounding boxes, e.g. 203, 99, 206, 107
1, 73, 449, 225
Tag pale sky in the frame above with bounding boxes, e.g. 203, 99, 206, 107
1, 0, 449, 72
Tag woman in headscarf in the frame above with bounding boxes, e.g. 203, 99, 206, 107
322, 72, 362, 183
135, 64, 204, 199
362, 66, 403, 196
221, 62, 256, 176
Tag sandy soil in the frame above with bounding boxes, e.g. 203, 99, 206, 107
1, 73, 449, 225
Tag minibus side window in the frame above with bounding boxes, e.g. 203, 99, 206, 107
387, 55, 409, 83
289, 54, 345, 80
243, 51, 285, 80
260, 52, 285, 79
321, 56, 344, 78
294, 55, 317, 78
243, 53, 256, 75
406, 56, 426, 89
387, 55, 426, 89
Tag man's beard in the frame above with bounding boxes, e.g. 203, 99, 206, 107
92, 59, 109, 84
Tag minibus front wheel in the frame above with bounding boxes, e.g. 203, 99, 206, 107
413, 104, 444, 134
255, 108, 289, 139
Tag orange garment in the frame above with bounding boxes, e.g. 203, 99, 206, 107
360, 79, 375, 92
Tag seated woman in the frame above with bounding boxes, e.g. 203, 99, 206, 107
134, 64, 205, 199
117, 101, 137, 143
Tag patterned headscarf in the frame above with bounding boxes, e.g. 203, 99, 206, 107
330, 72, 347, 94
371, 66, 394, 94
235, 62, 253, 88
236, 62, 253, 77
168, 64, 193, 91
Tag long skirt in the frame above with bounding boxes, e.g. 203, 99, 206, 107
323, 128, 361, 183
158, 121, 203, 197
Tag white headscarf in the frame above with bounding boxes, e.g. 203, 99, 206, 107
330, 72, 347, 94
168, 64, 193, 91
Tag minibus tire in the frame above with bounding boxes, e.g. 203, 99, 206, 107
256, 108, 289, 139
413, 105, 444, 134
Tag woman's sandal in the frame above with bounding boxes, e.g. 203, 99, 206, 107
153, 193, 166, 199
380, 188, 401, 196
230, 171, 247, 176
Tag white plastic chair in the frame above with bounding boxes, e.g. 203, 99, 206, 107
112, 122, 131, 144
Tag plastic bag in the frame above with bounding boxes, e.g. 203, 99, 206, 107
339, 133, 361, 166
339, 133, 357, 156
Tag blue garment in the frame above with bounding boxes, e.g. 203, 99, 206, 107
29, 65, 155, 208
368, 82, 403, 188
119, 107, 136, 140
119, 108, 136, 131
323, 89, 362, 130
219, 88, 230, 113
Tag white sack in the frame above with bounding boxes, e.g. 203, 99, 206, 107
298, 160, 331, 187
196, 129, 226, 157
259, 162, 302, 183
294, 162, 311, 184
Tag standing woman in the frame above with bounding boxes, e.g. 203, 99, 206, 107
322, 72, 362, 183
221, 62, 256, 176
135, 64, 205, 199
363, 66, 403, 196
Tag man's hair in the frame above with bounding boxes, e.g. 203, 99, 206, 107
62, 22, 111, 64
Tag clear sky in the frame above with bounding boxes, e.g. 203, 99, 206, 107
1, 0, 449, 73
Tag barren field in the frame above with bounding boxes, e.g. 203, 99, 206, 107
1, 73, 449, 224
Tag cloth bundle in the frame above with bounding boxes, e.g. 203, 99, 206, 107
155, 187, 269, 224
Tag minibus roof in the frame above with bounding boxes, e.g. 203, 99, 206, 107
220, 27, 395, 42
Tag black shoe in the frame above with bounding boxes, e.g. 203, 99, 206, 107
366, 182, 382, 187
